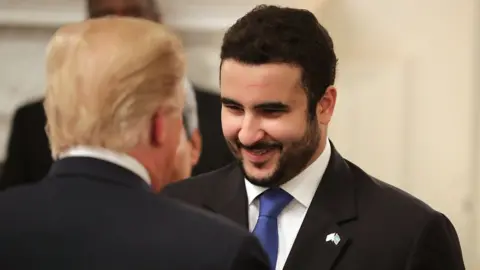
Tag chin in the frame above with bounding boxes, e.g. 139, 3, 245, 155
243, 158, 275, 174
243, 162, 281, 187
245, 175, 279, 187
245, 164, 272, 176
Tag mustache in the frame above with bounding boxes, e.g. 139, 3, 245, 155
235, 140, 282, 151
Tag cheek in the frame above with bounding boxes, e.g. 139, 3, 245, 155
168, 117, 183, 146
174, 149, 188, 170
221, 111, 242, 139
262, 119, 305, 142
173, 135, 188, 167
175, 132, 187, 154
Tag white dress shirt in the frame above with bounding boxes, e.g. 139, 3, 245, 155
60, 146, 151, 186
245, 140, 331, 270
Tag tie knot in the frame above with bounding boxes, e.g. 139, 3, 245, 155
258, 188, 293, 218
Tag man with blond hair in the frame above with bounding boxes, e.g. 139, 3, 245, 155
0, 0, 231, 190
0, 17, 269, 270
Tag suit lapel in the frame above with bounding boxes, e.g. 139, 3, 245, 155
203, 143, 358, 270
283, 143, 357, 270
203, 164, 249, 229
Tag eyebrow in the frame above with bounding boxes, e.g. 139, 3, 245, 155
254, 102, 289, 111
221, 97, 289, 111
220, 97, 241, 107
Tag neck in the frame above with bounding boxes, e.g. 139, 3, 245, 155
305, 125, 328, 165
60, 145, 152, 186
128, 149, 169, 193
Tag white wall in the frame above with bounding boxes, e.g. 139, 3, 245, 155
0, 0, 478, 268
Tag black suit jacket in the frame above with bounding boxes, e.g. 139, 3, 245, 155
162, 143, 465, 270
0, 87, 233, 190
0, 157, 269, 270
0, 99, 51, 189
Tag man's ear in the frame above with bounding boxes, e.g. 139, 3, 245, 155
189, 129, 202, 166
316, 86, 337, 125
150, 112, 165, 147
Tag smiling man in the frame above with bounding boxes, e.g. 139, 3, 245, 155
219, 61, 322, 188
162, 5, 465, 270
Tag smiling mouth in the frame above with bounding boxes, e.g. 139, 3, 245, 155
250, 149, 269, 155
242, 148, 279, 164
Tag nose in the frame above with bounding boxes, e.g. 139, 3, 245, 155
238, 114, 264, 146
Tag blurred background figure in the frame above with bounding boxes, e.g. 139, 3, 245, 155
0, 0, 232, 191
172, 79, 202, 181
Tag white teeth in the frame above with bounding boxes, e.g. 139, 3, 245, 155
253, 149, 268, 155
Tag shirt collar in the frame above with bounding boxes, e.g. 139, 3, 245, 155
59, 146, 151, 186
245, 140, 331, 208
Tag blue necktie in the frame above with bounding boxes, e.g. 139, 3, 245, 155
253, 188, 293, 269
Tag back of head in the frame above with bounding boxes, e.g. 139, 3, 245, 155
86, 0, 197, 141
44, 17, 185, 158
220, 5, 337, 116
82, 0, 200, 183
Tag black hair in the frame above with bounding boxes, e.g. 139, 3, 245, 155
220, 5, 337, 117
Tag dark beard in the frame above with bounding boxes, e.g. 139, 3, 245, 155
230, 119, 320, 188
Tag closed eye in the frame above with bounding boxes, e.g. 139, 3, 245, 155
224, 104, 244, 112
255, 103, 290, 117
221, 98, 244, 113
221, 98, 290, 116
257, 108, 286, 118
259, 107, 287, 113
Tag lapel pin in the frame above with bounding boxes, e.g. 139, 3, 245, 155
325, 233, 341, 245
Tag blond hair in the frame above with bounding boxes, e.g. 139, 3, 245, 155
44, 17, 185, 158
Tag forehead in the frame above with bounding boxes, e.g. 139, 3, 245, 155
220, 59, 304, 104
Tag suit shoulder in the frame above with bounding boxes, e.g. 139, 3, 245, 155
11, 99, 45, 126
347, 160, 439, 219
0, 180, 51, 218
161, 195, 245, 231
165, 162, 236, 191
162, 163, 236, 200
153, 196, 269, 269
152, 195, 253, 251
14, 99, 44, 116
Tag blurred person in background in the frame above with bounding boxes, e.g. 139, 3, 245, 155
0, 0, 231, 191
0, 17, 269, 270
173, 79, 202, 181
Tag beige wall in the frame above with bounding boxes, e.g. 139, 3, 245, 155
0, 0, 478, 268
318, 0, 479, 268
